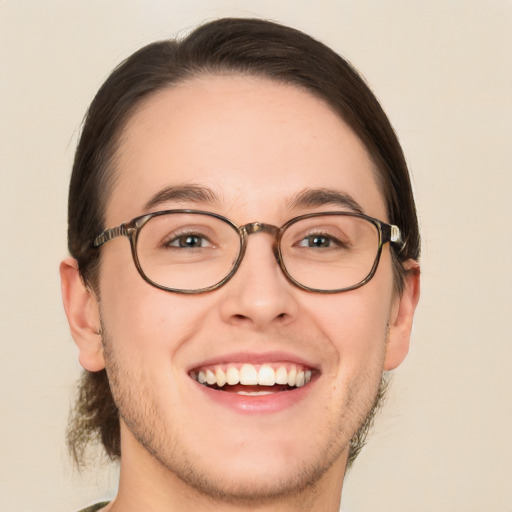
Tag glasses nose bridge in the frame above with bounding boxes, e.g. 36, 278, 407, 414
239, 221, 281, 261
242, 221, 279, 237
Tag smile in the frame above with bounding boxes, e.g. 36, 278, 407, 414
189, 363, 314, 395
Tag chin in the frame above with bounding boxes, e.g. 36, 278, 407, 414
135, 422, 347, 505
168, 449, 343, 504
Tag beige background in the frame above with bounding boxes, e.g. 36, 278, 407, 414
1, 1, 511, 511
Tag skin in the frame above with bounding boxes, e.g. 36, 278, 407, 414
61, 74, 420, 512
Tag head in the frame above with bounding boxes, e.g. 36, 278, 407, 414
62, 17, 420, 503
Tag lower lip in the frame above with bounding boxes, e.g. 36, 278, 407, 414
193, 380, 316, 414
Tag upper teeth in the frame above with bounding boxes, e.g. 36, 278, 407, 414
190, 363, 313, 388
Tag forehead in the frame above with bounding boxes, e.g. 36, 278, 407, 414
107, 74, 386, 224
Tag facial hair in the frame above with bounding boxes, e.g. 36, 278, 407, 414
101, 318, 389, 506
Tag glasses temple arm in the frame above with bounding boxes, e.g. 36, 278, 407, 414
93, 225, 129, 247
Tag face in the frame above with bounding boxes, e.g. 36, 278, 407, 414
87, 75, 413, 501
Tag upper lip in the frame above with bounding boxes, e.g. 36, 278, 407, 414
187, 351, 320, 372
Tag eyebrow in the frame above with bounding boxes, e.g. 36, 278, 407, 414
143, 184, 221, 212
286, 188, 365, 214
143, 184, 364, 216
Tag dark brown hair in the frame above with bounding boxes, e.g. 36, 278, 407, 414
67, 17, 420, 467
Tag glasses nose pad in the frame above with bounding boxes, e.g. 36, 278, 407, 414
272, 239, 291, 286
272, 241, 282, 265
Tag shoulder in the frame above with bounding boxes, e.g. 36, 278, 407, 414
77, 502, 110, 512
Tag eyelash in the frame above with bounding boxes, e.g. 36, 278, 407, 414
296, 232, 347, 249
162, 232, 212, 249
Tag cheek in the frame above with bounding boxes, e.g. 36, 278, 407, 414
308, 261, 395, 369
98, 246, 213, 357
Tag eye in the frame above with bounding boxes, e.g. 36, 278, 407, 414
297, 233, 343, 248
165, 233, 212, 249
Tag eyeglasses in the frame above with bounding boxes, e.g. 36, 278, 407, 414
93, 210, 404, 294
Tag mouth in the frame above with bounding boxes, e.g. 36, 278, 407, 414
189, 362, 314, 396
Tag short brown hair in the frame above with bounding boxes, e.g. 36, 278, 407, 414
67, 17, 420, 467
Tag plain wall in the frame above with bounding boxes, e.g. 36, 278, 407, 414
1, 1, 511, 511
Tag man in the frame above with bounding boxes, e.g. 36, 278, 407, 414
60, 18, 420, 512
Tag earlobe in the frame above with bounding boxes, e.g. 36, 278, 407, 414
384, 260, 420, 371
60, 257, 105, 372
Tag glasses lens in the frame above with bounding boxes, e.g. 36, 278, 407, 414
136, 213, 241, 291
280, 214, 380, 291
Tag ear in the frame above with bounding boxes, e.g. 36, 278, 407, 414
60, 257, 105, 372
384, 260, 420, 371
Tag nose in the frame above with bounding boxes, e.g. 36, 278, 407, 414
218, 231, 299, 330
